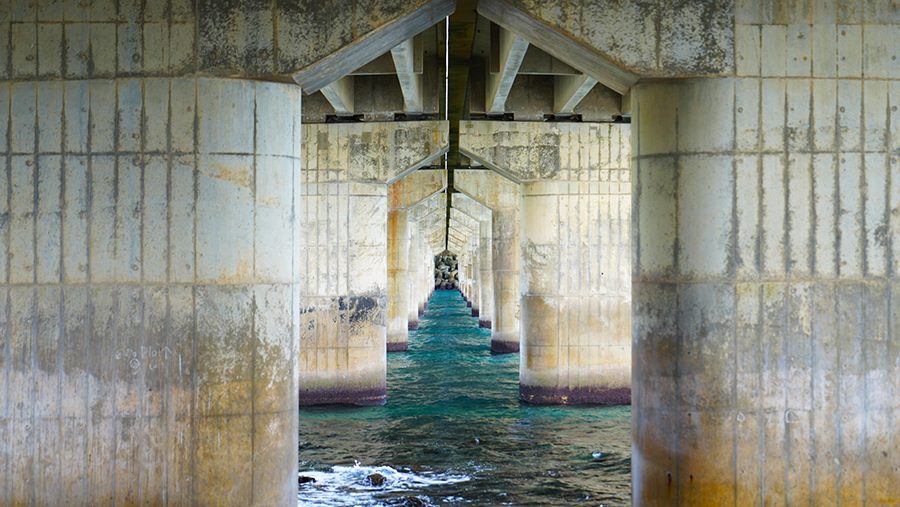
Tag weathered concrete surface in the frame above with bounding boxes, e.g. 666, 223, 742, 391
0, 0, 459, 502
461, 121, 631, 405
454, 169, 522, 354
410, 191, 446, 325
478, 0, 734, 84
0, 0, 452, 83
0, 77, 302, 505
388, 170, 446, 351
406, 221, 423, 330
452, 194, 494, 326
291, 0, 455, 93
448, 212, 479, 303
449, 198, 491, 321
631, 5, 900, 503
387, 208, 410, 351
299, 121, 447, 405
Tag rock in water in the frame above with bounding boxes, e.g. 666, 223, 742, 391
434, 251, 460, 289
297, 475, 317, 484
366, 473, 386, 487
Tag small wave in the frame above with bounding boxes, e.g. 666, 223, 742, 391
298, 462, 470, 507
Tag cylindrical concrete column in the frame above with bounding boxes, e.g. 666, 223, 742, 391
491, 208, 521, 354
420, 241, 432, 315
387, 209, 410, 351
298, 122, 447, 406
518, 172, 631, 404
0, 77, 301, 505
459, 122, 632, 402
478, 219, 494, 329
470, 245, 481, 317
407, 221, 421, 330
632, 77, 898, 504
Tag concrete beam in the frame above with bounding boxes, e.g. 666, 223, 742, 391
293, 0, 455, 93
449, 219, 475, 238
554, 74, 598, 113
320, 76, 354, 114
391, 37, 424, 112
353, 36, 422, 75
486, 25, 529, 113
478, 0, 637, 94
452, 192, 491, 221
390, 169, 446, 210
303, 121, 448, 185
517, 45, 580, 75
411, 191, 447, 253
450, 207, 479, 232
620, 88, 632, 116
300, 121, 448, 406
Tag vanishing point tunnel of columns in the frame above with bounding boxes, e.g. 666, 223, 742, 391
2, 0, 898, 505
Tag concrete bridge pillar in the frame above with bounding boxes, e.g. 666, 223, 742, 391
468, 246, 480, 315
452, 193, 494, 327
461, 121, 632, 404
407, 221, 422, 330
632, 69, 898, 504
410, 190, 446, 315
478, 220, 495, 328
449, 206, 479, 305
299, 122, 447, 405
387, 170, 445, 351
454, 170, 522, 354
0, 76, 302, 505
387, 209, 410, 351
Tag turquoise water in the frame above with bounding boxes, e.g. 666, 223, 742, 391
298, 290, 632, 506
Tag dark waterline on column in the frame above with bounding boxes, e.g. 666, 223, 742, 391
298, 290, 631, 506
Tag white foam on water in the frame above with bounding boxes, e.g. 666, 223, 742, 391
298, 462, 471, 507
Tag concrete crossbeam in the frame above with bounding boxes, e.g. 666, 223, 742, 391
391, 37, 424, 112
554, 74, 599, 113
320, 76, 355, 113
486, 25, 529, 113
292, 0, 455, 93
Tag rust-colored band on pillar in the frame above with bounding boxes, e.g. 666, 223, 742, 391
519, 385, 630, 405
299, 386, 387, 406
490, 339, 519, 354
479, 319, 492, 329
387, 342, 409, 353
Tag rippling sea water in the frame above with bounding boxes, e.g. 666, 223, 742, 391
299, 290, 631, 506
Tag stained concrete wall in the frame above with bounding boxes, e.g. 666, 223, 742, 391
299, 121, 447, 405
631, 3, 900, 504
454, 169, 522, 354
388, 169, 445, 351
481, 0, 734, 78
0, 0, 444, 81
0, 77, 302, 505
461, 121, 631, 404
